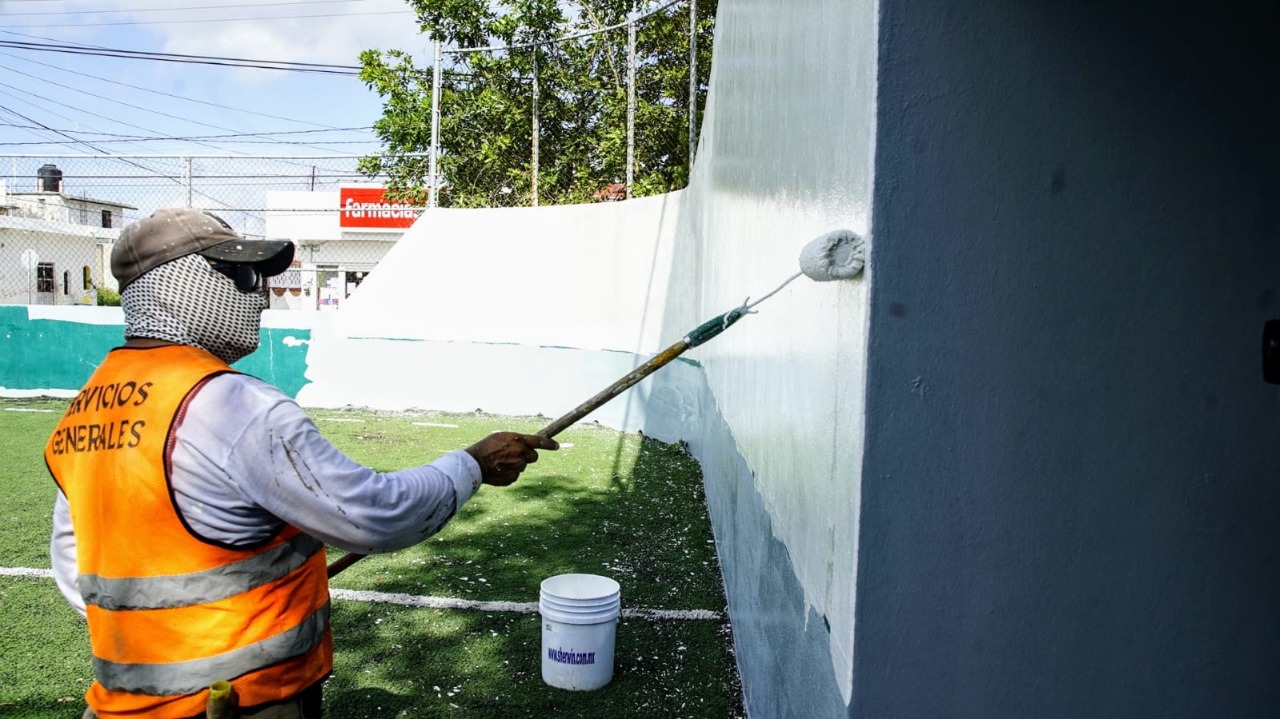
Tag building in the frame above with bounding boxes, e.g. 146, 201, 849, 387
0, 164, 133, 305
264, 186, 417, 310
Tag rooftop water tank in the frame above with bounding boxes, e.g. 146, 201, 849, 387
37, 163, 63, 193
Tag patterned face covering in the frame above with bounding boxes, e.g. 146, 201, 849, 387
122, 253, 267, 364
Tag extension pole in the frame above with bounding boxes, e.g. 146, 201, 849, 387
326, 303, 754, 579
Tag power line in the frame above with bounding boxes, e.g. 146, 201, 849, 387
0, 49, 348, 129
0, 60, 374, 154
0, 61, 247, 135
0, 102, 142, 159
0, 78, 248, 155
0, 124, 378, 148
0, 139, 379, 147
0, 39, 364, 75
4, 9, 414, 30
0, 123, 372, 140
4, 0, 361, 17
0, 36, 482, 80
0, 103, 83, 153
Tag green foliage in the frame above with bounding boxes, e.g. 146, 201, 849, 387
359, 0, 717, 207
95, 287, 120, 306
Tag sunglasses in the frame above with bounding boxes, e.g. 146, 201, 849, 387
207, 260, 262, 293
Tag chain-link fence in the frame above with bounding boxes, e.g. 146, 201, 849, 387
363, 0, 713, 209
0, 5, 713, 309
0, 154, 416, 310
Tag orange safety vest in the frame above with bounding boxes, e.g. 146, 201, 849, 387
45, 344, 332, 719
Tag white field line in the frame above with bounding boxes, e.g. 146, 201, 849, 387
0, 568, 722, 621
411, 422, 460, 428
3, 407, 55, 413
0, 567, 52, 578
332, 588, 721, 621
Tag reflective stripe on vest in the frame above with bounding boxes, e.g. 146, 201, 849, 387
79, 534, 324, 611
93, 602, 330, 695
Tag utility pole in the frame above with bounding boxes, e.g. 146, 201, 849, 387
688, 0, 698, 166
532, 46, 540, 207
627, 12, 636, 199
429, 41, 443, 208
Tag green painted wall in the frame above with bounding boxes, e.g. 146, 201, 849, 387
0, 307, 311, 397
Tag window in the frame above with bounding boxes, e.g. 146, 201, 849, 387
101, 210, 112, 228
36, 262, 54, 293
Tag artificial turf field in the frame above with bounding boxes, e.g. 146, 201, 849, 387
0, 397, 743, 718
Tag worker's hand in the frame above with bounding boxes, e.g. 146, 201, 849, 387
465, 431, 559, 487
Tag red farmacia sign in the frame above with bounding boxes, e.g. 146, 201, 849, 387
338, 187, 421, 229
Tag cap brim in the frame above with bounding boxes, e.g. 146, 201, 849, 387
200, 239, 295, 277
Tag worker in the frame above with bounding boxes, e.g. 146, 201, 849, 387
45, 208, 557, 719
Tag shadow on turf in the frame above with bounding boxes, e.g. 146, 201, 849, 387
332, 435, 724, 609
321, 435, 744, 718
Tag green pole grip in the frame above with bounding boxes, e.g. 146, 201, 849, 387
207, 680, 239, 719
684, 306, 749, 348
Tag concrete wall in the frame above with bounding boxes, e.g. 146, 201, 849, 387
0, 306, 314, 399
295, 193, 708, 435
855, 1, 1280, 717
670, 0, 877, 714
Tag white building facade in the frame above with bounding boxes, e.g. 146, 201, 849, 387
264, 187, 415, 311
0, 165, 132, 306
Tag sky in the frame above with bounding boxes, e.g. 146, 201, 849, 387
0, 0, 440, 223
0, 0, 437, 216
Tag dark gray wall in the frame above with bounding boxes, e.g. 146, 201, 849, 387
856, 1, 1280, 717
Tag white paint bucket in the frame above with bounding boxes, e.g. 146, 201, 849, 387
539, 573, 621, 691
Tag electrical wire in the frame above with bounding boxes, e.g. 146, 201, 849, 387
0, 61, 250, 135
0, 50, 345, 128
0, 102, 83, 153
0, 126, 379, 148
0, 123, 372, 140
0, 61, 379, 154
0, 103, 264, 221
0, 39, 363, 74
0, 49, 352, 129
0, 36, 483, 79
3, 0, 361, 17
4, 9, 414, 30
0, 79, 254, 155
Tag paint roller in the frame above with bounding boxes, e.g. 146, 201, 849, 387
326, 229, 866, 578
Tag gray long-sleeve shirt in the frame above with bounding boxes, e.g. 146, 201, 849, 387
51, 372, 481, 614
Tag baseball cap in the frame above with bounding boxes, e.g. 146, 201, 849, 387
112, 208, 295, 290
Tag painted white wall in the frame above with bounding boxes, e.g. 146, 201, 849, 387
296, 192, 695, 432
333, 192, 684, 352
292, 3, 878, 714
667, 0, 877, 711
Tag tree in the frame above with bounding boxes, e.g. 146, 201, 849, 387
358, 0, 717, 208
